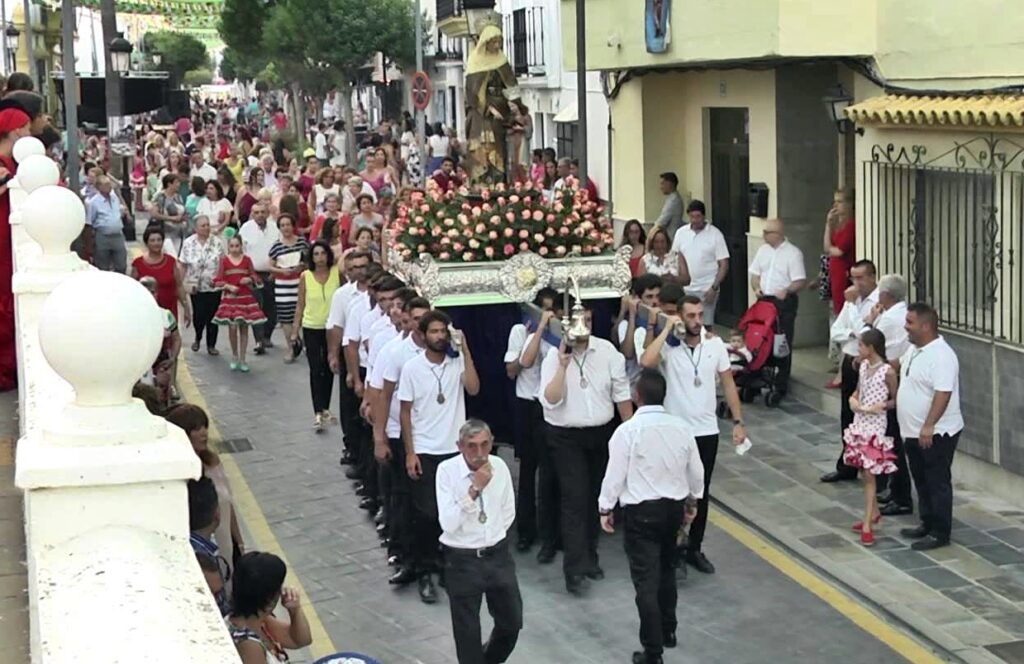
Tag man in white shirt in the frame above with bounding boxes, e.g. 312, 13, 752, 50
895, 303, 963, 551
640, 295, 746, 577
540, 304, 633, 596
189, 151, 217, 183
504, 288, 559, 554
748, 218, 807, 396
313, 122, 329, 166
327, 251, 372, 466
672, 200, 730, 326
598, 369, 704, 664
865, 274, 913, 515
551, 158, 571, 192
399, 310, 481, 603
437, 419, 522, 664
618, 275, 663, 386
239, 203, 281, 354
330, 120, 349, 167
371, 296, 431, 585
822, 260, 878, 483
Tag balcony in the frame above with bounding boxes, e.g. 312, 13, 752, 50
437, 0, 496, 38
435, 28, 465, 62
503, 6, 546, 78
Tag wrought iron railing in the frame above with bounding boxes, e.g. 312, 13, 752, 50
435, 28, 464, 61
863, 159, 1023, 345
503, 6, 546, 77
437, 0, 496, 22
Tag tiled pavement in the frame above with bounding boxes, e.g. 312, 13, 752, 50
0, 390, 29, 663
185, 335, 958, 664
721, 398, 1024, 664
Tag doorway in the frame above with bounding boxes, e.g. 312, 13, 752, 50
708, 107, 750, 326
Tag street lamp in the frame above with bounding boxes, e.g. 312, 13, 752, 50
4, 24, 19, 73
152, 52, 162, 67
108, 32, 133, 75
823, 83, 864, 136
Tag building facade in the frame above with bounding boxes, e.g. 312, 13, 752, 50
562, 0, 1024, 488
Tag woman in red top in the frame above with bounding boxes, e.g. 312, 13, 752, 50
0, 106, 32, 391
824, 188, 856, 388
131, 225, 192, 326
619, 219, 647, 277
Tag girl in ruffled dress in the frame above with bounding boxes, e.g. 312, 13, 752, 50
213, 234, 267, 372
843, 328, 898, 547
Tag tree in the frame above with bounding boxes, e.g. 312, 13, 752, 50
183, 68, 214, 88
220, 45, 265, 83
218, 0, 274, 58
142, 31, 209, 87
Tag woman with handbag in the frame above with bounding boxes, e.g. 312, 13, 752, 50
149, 173, 187, 255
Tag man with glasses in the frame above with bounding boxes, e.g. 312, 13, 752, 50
748, 218, 807, 397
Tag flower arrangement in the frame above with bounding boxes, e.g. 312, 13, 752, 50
389, 177, 616, 263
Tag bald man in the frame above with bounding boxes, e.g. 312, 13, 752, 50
748, 219, 806, 396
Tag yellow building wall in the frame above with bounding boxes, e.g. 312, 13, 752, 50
609, 78, 648, 223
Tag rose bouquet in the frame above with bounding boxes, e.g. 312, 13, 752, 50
389, 177, 616, 263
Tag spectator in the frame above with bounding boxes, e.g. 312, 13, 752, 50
619, 219, 647, 277
652, 172, 684, 240
187, 476, 229, 616
85, 175, 130, 273
227, 552, 312, 662
179, 215, 225, 355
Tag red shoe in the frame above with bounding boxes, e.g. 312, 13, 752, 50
860, 530, 876, 547
851, 515, 882, 532
825, 377, 842, 389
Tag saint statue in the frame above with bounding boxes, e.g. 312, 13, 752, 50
465, 24, 522, 185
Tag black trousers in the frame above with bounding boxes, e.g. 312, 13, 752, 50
763, 295, 797, 393
624, 499, 685, 658
191, 291, 221, 349
409, 452, 458, 574
444, 541, 523, 664
253, 273, 277, 344
356, 367, 376, 495
338, 369, 360, 460
547, 422, 612, 578
514, 398, 559, 545
883, 410, 913, 508
387, 437, 411, 558
905, 432, 960, 540
836, 355, 860, 477
687, 434, 719, 553
302, 328, 333, 413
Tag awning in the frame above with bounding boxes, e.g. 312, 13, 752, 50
553, 101, 578, 124
845, 94, 1024, 131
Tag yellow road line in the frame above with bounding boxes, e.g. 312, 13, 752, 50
177, 360, 339, 659
708, 510, 944, 664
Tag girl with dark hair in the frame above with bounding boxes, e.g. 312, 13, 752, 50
292, 240, 341, 431
619, 219, 647, 276
227, 552, 312, 663
235, 168, 264, 224
213, 234, 267, 372
843, 328, 899, 548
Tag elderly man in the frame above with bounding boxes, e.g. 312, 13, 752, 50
85, 175, 130, 273
341, 175, 378, 214
822, 259, 878, 483
552, 158, 572, 192
436, 419, 522, 664
748, 218, 806, 396
260, 153, 279, 192
866, 274, 913, 515
672, 199, 730, 326
189, 151, 217, 183
239, 203, 280, 354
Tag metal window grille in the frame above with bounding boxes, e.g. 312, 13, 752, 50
556, 122, 578, 160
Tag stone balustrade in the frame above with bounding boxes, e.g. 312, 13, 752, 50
9, 137, 240, 663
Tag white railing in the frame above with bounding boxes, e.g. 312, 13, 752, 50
9, 137, 240, 664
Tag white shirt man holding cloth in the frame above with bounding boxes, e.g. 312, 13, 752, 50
239, 203, 280, 353
672, 199, 730, 326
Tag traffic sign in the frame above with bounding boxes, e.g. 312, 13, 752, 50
411, 71, 431, 112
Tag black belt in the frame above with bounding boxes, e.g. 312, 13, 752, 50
444, 537, 508, 559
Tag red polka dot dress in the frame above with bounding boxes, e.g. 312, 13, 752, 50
842, 361, 897, 475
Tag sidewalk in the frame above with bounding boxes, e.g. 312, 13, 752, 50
722, 384, 1024, 663
0, 390, 29, 663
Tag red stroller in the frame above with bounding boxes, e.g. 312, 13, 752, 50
733, 299, 787, 407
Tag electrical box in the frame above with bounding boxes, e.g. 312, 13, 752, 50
749, 182, 769, 218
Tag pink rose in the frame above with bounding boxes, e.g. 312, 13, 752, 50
488, 230, 499, 240
485, 246, 495, 258
545, 227, 555, 237
519, 241, 529, 251
482, 203, 492, 212
463, 252, 475, 262
503, 227, 514, 238
554, 203, 565, 213
555, 245, 567, 256
521, 210, 531, 220
518, 229, 529, 239
534, 233, 545, 243
481, 190, 491, 201
496, 182, 507, 192
440, 237, 451, 245
439, 251, 450, 260
447, 229, 459, 238
497, 197, 507, 206
417, 244, 426, 252
490, 215, 501, 225
420, 204, 430, 213
503, 243, 515, 256
453, 242, 464, 252
539, 246, 549, 256
524, 196, 532, 205
505, 212, 516, 222
509, 195, 520, 204
418, 227, 427, 236
559, 226, 570, 236
475, 223, 486, 234
431, 227, 441, 237
546, 214, 556, 223
458, 214, 469, 225
469, 239, 480, 249
472, 206, 482, 217
462, 228, 473, 238
443, 217, 454, 226
532, 210, 544, 221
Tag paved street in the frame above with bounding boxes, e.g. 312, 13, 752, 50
182, 331, 955, 664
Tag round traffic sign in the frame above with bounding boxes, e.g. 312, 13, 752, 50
411, 71, 431, 112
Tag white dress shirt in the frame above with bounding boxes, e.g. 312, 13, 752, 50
539, 337, 631, 428
397, 352, 467, 455
366, 318, 398, 372
356, 306, 385, 367
659, 335, 731, 436
873, 301, 910, 360
342, 291, 371, 366
748, 239, 806, 295
671, 223, 730, 293
437, 454, 515, 549
504, 324, 550, 401
238, 220, 281, 273
192, 162, 218, 183
370, 334, 423, 439
896, 336, 964, 439
326, 281, 359, 330
598, 405, 705, 511
833, 288, 880, 357
616, 319, 648, 386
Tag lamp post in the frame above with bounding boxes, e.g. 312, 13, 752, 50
5, 24, 19, 74
108, 32, 133, 219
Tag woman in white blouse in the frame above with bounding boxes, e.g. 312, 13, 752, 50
197, 180, 235, 236
178, 215, 226, 354
636, 226, 679, 279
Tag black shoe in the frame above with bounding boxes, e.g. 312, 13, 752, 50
663, 632, 677, 649
820, 471, 857, 483
254, 343, 266, 356
374, 507, 387, 525
263, 339, 275, 349
355, 484, 371, 497
876, 489, 893, 504
418, 576, 438, 604
585, 566, 605, 581
900, 525, 930, 539
879, 502, 913, 516
387, 554, 402, 567
911, 536, 950, 551
686, 551, 716, 574
536, 545, 556, 564
565, 575, 587, 596
339, 452, 356, 466
376, 522, 388, 536
379, 537, 391, 548
346, 467, 364, 480
389, 567, 416, 585
359, 496, 377, 511
516, 536, 534, 552
632, 652, 663, 664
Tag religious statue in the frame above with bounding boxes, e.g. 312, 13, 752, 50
465, 24, 523, 185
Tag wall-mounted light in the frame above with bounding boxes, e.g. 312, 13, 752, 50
823, 83, 864, 136
109, 32, 134, 76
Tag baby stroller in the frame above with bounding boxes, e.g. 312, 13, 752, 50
731, 299, 789, 408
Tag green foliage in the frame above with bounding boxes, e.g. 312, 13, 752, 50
142, 30, 210, 85
220, 46, 265, 83
183, 68, 214, 88
218, 0, 273, 57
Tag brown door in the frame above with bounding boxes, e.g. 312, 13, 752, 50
709, 108, 750, 326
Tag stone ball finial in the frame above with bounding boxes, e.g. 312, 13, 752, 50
23, 185, 85, 257
12, 136, 44, 164
17, 154, 60, 194
39, 271, 164, 407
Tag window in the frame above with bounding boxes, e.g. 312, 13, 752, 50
511, 9, 528, 76
556, 122, 578, 161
